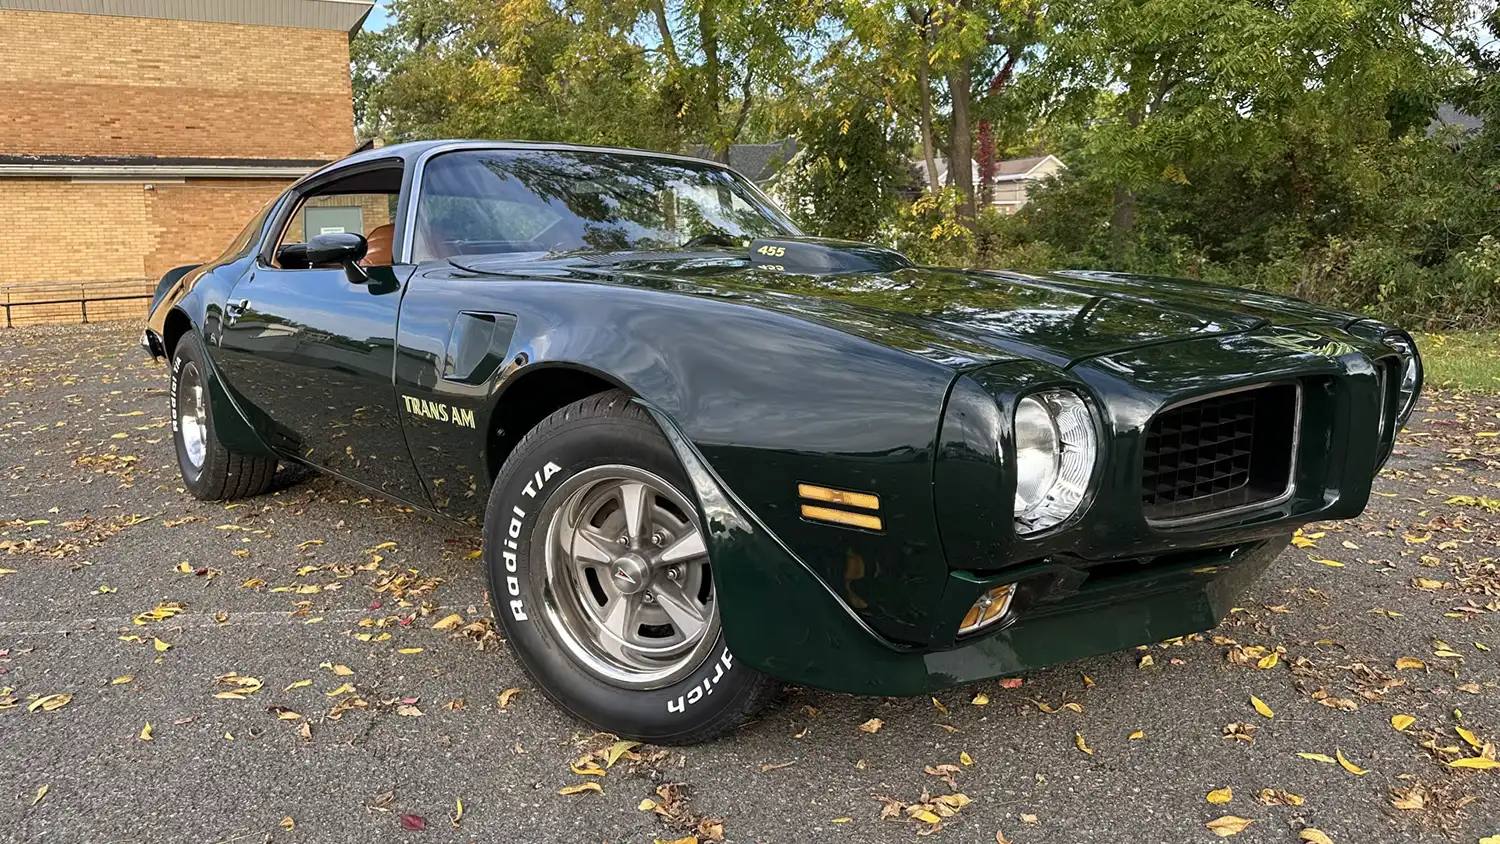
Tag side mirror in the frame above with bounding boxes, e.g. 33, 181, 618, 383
306, 232, 368, 266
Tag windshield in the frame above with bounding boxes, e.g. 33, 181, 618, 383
412, 149, 798, 262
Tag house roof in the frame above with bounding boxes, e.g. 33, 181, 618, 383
684, 138, 799, 182
916, 154, 1064, 186
1430, 103, 1486, 136
0, 0, 375, 33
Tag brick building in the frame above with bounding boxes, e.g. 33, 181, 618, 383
0, 0, 372, 325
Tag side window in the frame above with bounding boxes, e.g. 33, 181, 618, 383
270, 165, 403, 268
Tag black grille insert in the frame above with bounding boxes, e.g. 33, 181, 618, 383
1142, 384, 1298, 522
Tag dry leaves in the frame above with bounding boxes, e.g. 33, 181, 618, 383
1206, 815, 1253, 837
858, 718, 884, 734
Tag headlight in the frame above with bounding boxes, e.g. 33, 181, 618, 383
1013, 390, 1097, 534
1380, 333, 1421, 425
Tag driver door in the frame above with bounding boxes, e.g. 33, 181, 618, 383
213, 163, 430, 507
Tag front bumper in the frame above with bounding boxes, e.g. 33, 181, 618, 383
653, 404, 1284, 695
140, 328, 165, 360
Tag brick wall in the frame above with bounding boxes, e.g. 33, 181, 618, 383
0, 9, 355, 160
0, 177, 289, 285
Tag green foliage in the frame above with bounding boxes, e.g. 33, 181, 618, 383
352, 0, 1500, 329
775, 108, 908, 241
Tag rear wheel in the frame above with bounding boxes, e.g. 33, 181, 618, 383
485, 390, 778, 743
170, 333, 277, 501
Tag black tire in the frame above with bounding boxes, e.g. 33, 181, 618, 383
484, 390, 778, 744
169, 333, 278, 501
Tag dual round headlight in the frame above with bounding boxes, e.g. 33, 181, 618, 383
1013, 389, 1097, 535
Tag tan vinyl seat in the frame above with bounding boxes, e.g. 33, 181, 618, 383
362, 223, 395, 266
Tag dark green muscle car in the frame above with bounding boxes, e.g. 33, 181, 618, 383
142, 140, 1422, 743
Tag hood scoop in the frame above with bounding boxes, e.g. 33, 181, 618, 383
748, 237, 913, 276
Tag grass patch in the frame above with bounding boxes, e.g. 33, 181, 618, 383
1416, 331, 1500, 393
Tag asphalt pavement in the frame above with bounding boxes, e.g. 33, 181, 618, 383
1, 322, 1497, 844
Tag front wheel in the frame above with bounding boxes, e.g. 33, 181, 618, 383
484, 391, 778, 743
169, 332, 278, 501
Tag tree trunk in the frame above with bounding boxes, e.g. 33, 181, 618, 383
1109, 103, 1144, 258
976, 121, 994, 207
946, 58, 974, 219
697, 4, 726, 162
917, 56, 940, 196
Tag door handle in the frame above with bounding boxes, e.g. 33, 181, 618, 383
225, 298, 250, 324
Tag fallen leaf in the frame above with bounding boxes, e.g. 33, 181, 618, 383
960, 751, 974, 766
931, 696, 948, 714
1389, 787, 1425, 810
971, 693, 989, 706
325, 683, 355, 697
451, 797, 463, 828
603, 740, 639, 767
1251, 696, 1274, 719
28, 694, 72, 713
397, 647, 424, 655
1020, 813, 1038, 824
1391, 714, 1415, 732
330, 664, 355, 676
152, 638, 171, 652
1336, 749, 1369, 776
1206, 816, 1253, 837
139, 723, 153, 741
1128, 730, 1145, 740
1206, 787, 1233, 804
32, 784, 48, 806
1298, 753, 1337, 764
858, 718, 883, 734
998, 678, 1023, 689
1448, 757, 1500, 770
558, 782, 603, 796
432, 613, 464, 630
1395, 657, 1427, 670
1257, 652, 1280, 670
498, 688, 521, 708
1257, 789, 1303, 807
1310, 558, 1344, 567
111, 675, 133, 685
1074, 732, 1092, 755
284, 679, 312, 691
1299, 829, 1334, 844
399, 813, 426, 831
1456, 726, 1482, 749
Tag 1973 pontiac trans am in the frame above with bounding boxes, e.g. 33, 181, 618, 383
142, 140, 1421, 743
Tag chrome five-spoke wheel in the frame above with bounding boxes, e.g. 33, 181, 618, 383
177, 360, 208, 473
539, 465, 717, 689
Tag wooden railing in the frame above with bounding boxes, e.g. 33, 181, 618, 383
0, 279, 156, 328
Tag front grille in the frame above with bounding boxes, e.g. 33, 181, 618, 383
1141, 384, 1299, 522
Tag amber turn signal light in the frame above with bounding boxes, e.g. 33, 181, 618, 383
958, 584, 1015, 635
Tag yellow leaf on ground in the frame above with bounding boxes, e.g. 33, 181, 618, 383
1251, 696, 1274, 718
153, 638, 171, 652
960, 751, 974, 766
1138, 653, 1154, 669
498, 688, 521, 708
1478, 836, 1500, 844
1457, 727, 1482, 749
1128, 730, 1145, 740
1310, 558, 1344, 567
1336, 749, 1369, 775
971, 693, 990, 706
655, 838, 698, 844
432, 613, 464, 630
284, 679, 312, 691
557, 781, 603, 796
603, 740, 640, 767
1298, 753, 1336, 764
111, 675, 133, 685
1299, 829, 1335, 844
451, 797, 463, 828
638, 798, 657, 811
832, 817, 851, 823
139, 723, 153, 741
32, 784, 48, 806
570, 761, 606, 777
1448, 757, 1500, 770
1391, 714, 1416, 731
858, 718, 883, 734
1206, 816, 1253, 837
1395, 657, 1426, 670
325, 683, 355, 697
28, 694, 72, 713
1206, 787, 1233, 804
330, 664, 355, 676
1256, 652, 1280, 669
397, 648, 424, 655
931, 696, 948, 714
1074, 732, 1092, 755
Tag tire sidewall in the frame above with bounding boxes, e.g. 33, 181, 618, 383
484, 411, 749, 742
170, 335, 213, 491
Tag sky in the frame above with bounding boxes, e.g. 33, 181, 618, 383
364, 0, 391, 32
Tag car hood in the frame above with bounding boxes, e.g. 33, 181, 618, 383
456, 252, 1357, 369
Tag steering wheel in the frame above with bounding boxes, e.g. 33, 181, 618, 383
680, 232, 739, 249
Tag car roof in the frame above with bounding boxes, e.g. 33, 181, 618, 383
297, 139, 740, 189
